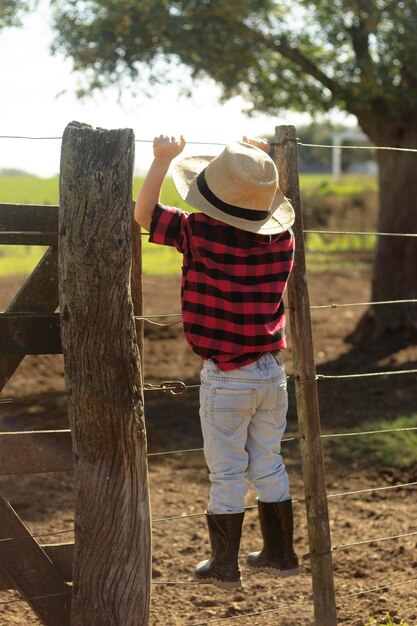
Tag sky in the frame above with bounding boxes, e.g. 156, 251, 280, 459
0, 2, 348, 177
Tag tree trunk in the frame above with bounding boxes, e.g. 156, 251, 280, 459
349, 120, 417, 341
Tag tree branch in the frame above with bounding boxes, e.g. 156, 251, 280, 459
264, 34, 345, 100
347, 1, 378, 84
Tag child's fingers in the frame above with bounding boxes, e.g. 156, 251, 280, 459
153, 134, 186, 158
242, 136, 270, 153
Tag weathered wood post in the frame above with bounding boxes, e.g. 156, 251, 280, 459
59, 121, 151, 626
274, 125, 338, 625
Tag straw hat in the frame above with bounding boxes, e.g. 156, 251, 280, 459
172, 141, 295, 234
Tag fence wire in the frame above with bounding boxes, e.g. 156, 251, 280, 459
3, 227, 416, 238
0, 479, 414, 545
1, 574, 416, 616
304, 228, 417, 237
185, 576, 417, 626
152, 480, 417, 524
2, 134, 417, 154
2, 295, 417, 321
299, 142, 417, 153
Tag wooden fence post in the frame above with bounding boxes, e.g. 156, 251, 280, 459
274, 125, 338, 625
59, 121, 151, 626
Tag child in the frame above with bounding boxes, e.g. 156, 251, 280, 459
134, 135, 300, 589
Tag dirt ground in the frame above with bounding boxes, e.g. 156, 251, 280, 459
0, 266, 416, 626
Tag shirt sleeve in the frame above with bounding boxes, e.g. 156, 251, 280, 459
149, 203, 189, 254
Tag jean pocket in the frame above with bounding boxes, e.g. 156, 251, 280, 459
208, 388, 256, 434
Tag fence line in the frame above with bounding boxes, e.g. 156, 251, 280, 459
304, 229, 417, 237
152, 481, 417, 523
310, 298, 417, 310
0, 136, 62, 140
0, 475, 412, 548
317, 368, 417, 380
142, 367, 417, 395
185, 576, 417, 626
331, 530, 417, 553
0, 418, 414, 459
3, 294, 417, 321
0, 473, 413, 556
1, 574, 416, 617
2, 134, 417, 154
3, 228, 417, 238
321, 426, 417, 439
3, 226, 417, 239
0, 528, 74, 544
150, 529, 417, 576
0, 590, 72, 608
0, 391, 68, 404
138, 297, 417, 320
298, 142, 417, 153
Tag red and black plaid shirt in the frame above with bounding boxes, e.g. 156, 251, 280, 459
149, 204, 295, 371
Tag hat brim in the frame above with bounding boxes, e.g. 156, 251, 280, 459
172, 155, 295, 235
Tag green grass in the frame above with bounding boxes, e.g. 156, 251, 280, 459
141, 239, 182, 275
0, 175, 60, 205
0, 173, 377, 276
0, 246, 49, 277
324, 414, 417, 470
0, 174, 186, 208
300, 173, 378, 196
301, 173, 377, 256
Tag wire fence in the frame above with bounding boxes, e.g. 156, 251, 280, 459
2, 134, 417, 153
185, 576, 417, 626
1, 359, 416, 406
0, 133, 416, 624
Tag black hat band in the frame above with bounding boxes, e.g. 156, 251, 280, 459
196, 169, 270, 222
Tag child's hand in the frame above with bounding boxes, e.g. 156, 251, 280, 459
242, 136, 270, 154
153, 135, 186, 162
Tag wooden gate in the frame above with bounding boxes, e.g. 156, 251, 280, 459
0, 203, 72, 625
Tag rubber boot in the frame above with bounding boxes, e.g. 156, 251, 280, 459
195, 512, 244, 589
247, 499, 301, 577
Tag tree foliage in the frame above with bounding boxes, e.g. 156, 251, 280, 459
47, 0, 417, 141
0, 0, 36, 30
47, 0, 416, 337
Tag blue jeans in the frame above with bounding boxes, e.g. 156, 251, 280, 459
199, 353, 290, 515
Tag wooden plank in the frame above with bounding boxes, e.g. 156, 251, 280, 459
0, 313, 61, 355
0, 430, 72, 475
0, 232, 57, 245
0, 494, 71, 625
274, 125, 338, 626
0, 203, 58, 232
0, 543, 74, 590
0, 246, 58, 391
59, 121, 151, 626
